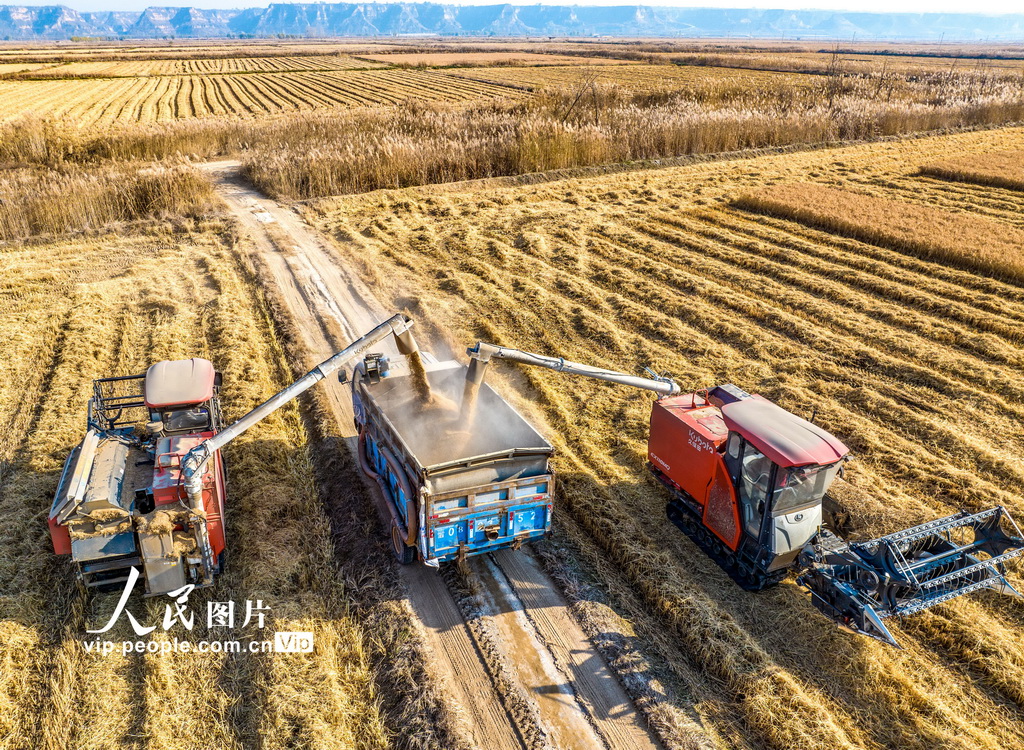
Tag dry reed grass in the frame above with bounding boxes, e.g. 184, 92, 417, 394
0, 164, 217, 242
920, 149, 1024, 190
734, 182, 1024, 282
242, 72, 1024, 199
303, 125, 1024, 750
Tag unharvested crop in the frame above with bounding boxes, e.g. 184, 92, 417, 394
359, 51, 631, 67
0, 164, 216, 241
305, 125, 1024, 750
921, 149, 1024, 190
735, 182, 1024, 282
242, 73, 1024, 199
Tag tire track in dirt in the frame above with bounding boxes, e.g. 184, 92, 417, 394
203, 161, 524, 750
203, 160, 663, 750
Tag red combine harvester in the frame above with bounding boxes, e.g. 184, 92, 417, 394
464, 342, 1024, 647
49, 315, 417, 596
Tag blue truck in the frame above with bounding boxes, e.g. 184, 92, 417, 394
351, 350, 554, 566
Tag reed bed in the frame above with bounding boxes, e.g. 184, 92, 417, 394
0, 164, 216, 242
920, 149, 1024, 190
734, 182, 1024, 283
243, 73, 1024, 199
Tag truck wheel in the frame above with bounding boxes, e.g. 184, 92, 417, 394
391, 522, 415, 565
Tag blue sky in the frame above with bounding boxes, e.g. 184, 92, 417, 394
34, 1, 1024, 16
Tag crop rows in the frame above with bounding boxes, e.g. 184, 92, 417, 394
307, 124, 1024, 750
920, 149, 1024, 191
0, 69, 516, 127
444, 62, 806, 92
735, 182, 1024, 282
20, 55, 385, 78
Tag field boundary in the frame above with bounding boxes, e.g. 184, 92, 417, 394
303, 120, 1024, 205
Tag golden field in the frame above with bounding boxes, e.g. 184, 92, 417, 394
304, 125, 1024, 750
921, 149, 1024, 191
5, 55, 386, 78
3, 37, 1024, 750
0, 69, 515, 127
357, 51, 634, 67
443, 62, 808, 92
735, 182, 1024, 282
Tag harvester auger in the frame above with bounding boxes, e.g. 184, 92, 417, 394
464, 342, 1024, 648
50, 314, 419, 596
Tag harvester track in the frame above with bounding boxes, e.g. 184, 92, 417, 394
204, 161, 662, 750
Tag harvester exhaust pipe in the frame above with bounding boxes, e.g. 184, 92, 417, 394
180, 313, 416, 584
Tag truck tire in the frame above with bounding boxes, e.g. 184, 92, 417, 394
391, 521, 416, 565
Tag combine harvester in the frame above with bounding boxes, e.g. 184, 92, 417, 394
49, 315, 428, 595
463, 342, 1024, 647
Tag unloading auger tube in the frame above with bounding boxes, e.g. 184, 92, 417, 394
180, 314, 418, 584
465, 342, 681, 396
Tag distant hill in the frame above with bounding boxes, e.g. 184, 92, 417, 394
1, 4, 1023, 41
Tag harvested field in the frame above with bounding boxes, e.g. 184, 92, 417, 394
359, 51, 634, 67
651, 50, 1024, 76
305, 124, 1024, 750
0, 69, 516, 127
921, 150, 1024, 191
0, 225, 393, 749
12, 55, 386, 78
444, 62, 806, 92
734, 182, 1024, 283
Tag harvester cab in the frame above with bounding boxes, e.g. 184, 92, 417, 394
652, 383, 850, 589
49, 314, 419, 597
465, 341, 1024, 648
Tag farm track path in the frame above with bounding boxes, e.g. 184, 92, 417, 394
201, 160, 660, 750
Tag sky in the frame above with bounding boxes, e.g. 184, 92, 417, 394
29, 0, 1024, 17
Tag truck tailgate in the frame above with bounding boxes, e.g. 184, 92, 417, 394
424, 475, 553, 562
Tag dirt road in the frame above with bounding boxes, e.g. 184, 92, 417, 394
203, 160, 661, 750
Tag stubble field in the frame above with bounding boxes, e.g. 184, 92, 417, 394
304, 124, 1024, 750
3, 36, 1024, 750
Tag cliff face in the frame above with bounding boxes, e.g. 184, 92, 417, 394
1, 4, 1022, 41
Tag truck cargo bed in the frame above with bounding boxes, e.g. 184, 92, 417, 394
354, 356, 554, 564
364, 360, 551, 470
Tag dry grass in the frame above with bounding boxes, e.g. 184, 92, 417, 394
0, 223, 392, 749
920, 149, 1024, 190
0, 164, 217, 242
734, 182, 1024, 282
241, 74, 1024, 199
304, 125, 1024, 750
